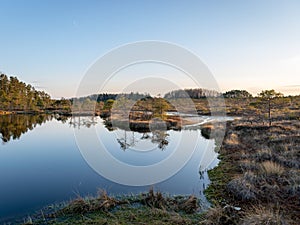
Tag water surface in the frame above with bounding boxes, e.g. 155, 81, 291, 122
0, 114, 219, 222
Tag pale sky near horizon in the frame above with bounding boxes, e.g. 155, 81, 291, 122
0, 0, 299, 98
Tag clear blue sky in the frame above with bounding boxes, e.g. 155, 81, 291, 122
0, 0, 299, 98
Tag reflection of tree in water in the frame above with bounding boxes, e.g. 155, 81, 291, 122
68, 116, 97, 129
117, 130, 139, 151
151, 130, 169, 150
116, 129, 169, 151
0, 114, 52, 143
0, 115, 100, 144
117, 131, 131, 150
141, 133, 150, 139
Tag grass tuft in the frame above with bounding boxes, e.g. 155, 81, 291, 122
227, 172, 258, 201
241, 206, 290, 225
225, 133, 239, 145
259, 161, 285, 176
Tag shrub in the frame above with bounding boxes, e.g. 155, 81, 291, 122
254, 149, 273, 162
239, 160, 258, 172
227, 172, 258, 201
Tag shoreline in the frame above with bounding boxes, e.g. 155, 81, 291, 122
203, 117, 300, 224
9, 189, 203, 224
2, 111, 299, 224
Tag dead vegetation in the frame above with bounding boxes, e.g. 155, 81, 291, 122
259, 161, 285, 176
49, 188, 199, 223
205, 116, 300, 224
241, 206, 291, 225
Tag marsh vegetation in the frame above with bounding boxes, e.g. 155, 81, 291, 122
1, 74, 299, 224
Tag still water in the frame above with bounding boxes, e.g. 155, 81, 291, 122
0, 114, 219, 222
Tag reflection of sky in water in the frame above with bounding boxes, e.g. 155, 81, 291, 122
0, 116, 218, 222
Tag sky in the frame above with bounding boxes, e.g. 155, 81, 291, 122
0, 0, 299, 98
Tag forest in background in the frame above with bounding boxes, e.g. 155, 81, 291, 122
0, 74, 71, 112
1, 73, 299, 122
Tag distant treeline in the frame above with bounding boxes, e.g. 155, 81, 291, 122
222, 90, 253, 98
83, 89, 255, 101
164, 88, 221, 98
72, 92, 150, 103
1, 73, 299, 114
164, 88, 253, 99
74, 89, 254, 103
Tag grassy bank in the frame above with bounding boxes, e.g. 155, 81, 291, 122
23, 189, 203, 224
203, 117, 300, 225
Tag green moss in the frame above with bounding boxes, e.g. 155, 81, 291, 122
34, 206, 204, 225
205, 161, 227, 205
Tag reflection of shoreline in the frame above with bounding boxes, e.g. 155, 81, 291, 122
102, 114, 229, 151
102, 111, 232, 132
0, 114, 52, 143
0, 113, 229, 144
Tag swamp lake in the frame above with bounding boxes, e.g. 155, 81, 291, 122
0, 114, 230, 222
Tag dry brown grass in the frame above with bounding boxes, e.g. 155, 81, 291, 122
259, 161, 285, 176
225, 132, 239, 145
208, 117, 300, 222
199, 205, 225, 225
200, 204, 242, 225
241, 206, 291, 225
56, 188, 199, 219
